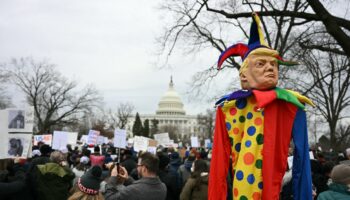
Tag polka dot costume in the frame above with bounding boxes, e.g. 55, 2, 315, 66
222, 96, 264, 199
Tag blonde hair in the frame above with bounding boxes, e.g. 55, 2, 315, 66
239, 48, 279, 75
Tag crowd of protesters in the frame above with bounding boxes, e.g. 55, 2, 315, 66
0, 141, 349, 200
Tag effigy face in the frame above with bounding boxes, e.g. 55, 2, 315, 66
240, 54, 279, 90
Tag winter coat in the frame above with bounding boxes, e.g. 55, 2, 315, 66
180, 174, 208, 200
36, 163, 75, 200
0, 164, 33, 200
178, 161, 193, 187
105, 176, 167, 200
159, 169, 180, 200
317, 183, 350, 200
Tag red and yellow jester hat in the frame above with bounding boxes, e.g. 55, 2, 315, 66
217, 12, 298, 72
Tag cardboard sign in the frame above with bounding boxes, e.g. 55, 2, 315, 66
87, 130, 100, 145
148, 139, 158, 147
154, 133, 170, 146
191, 136, 199, 147
34, 134, 52, 146
52, 131, 69, 150
133, 136, 149, 152
7, 107, 34, 133
114, 129, 127, 149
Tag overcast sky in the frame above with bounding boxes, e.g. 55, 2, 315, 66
0, 0, 220, 115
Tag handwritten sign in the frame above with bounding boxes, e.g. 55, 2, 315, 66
114, 129, 127, 148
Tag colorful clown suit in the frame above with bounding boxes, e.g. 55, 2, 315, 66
208, 88, 314, 200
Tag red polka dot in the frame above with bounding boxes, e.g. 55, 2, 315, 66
230, 108, 237, 115
244, 152, 255, 165
233, 188, 238, 197
233, 128, 240, 134
254, 117, 262, 125
252, 192, 261, 200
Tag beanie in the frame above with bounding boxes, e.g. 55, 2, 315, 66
80, 156, 90, 165
78, 166, 102, 195
331, 164, 350, 185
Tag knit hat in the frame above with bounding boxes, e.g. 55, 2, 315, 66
78, 166, 102, 195
32, 149, 41, 157
330, 164, 350, 185
80, 156, 90, 165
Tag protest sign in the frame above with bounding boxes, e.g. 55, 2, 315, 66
287, 156, 294, 168
147, 146, 157, 155
114, 129, 127, 149
148, 139, 158, 147
204, 139, 211, 148
7, 107, 34, 133
154, 133, 170, 146
191, 136, 199, 147
52, 131, 69, 150
66, 132, 78, 145
34, 134, 53, 146
87, 130, 100, 145
133, 136, 149, 152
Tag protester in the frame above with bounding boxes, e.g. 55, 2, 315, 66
90, 146, 105, 168
180, 159, 209, 200
35, 150, 75, 200
178, 153, 195, 187
158, 152, 180, 200
72, 156, 91, 185
68, 166, 104, 200
317, 164, 350, 199
0, 158, 32, 200
120, 149, 136, 175
105, 152, 166, 200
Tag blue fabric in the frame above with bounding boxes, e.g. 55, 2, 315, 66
292, 109, 312, 200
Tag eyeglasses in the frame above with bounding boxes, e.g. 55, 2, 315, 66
137, 164, 144, 167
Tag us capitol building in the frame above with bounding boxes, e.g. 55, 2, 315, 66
126, 77, 201, 139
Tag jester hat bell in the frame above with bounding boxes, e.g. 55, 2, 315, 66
217, 13, 298, 70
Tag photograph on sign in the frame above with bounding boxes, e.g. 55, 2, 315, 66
8, 110, 25, 129
7, 134, 32, 157
7, 107, 34, 133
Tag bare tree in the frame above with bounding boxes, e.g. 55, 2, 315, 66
0, 66, 12, 109
157, 0, 350, 95
197, 108, 215, 139
108, 102, 134, 129
9, 58, 102, 134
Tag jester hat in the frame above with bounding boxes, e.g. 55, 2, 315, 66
217, 13, 298, 71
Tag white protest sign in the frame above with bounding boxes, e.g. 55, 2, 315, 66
97, 136, 105, 145
104, 137, 109, 144
154, 133, 170, 146
133, 136, 149, 152
114, 129, 127, 149
6, 133, 32, 158
52, 131, 69, 150
66, 132, 78, 145
205, 139, 211, 148
147, 146, 157, 155
80, 135, 88, 144
87, 130, 100, 145
191, 136, 199, 147
34, 134, 53, 146
7, 107, 34, 133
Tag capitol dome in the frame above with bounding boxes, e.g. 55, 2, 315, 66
156, 77, 186, 116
